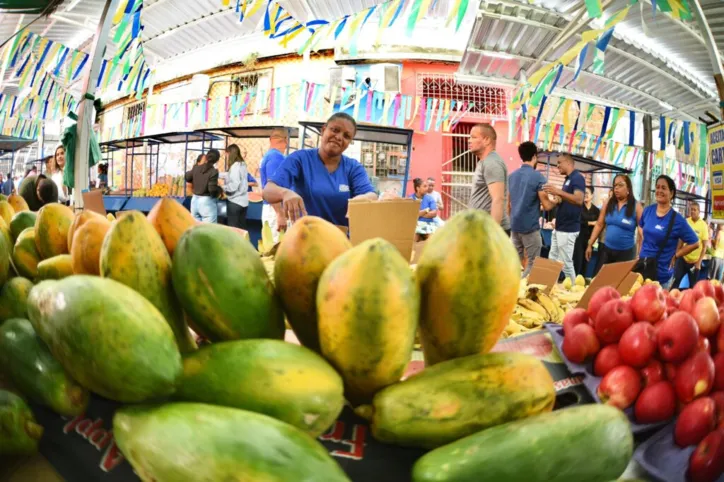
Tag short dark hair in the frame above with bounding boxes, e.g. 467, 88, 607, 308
413, 178, 424, 190
586, 185, 594, 195
327, 112, 357, 134
657, 175, 677, 200
518, 141, 538, 162
6, 172, 10, 177
206, 149, 221, 164
37, 178, 58, 205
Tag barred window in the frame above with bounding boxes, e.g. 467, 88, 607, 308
417, 73, 509, 119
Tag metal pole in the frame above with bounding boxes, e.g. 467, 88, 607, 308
72, 0, 122, 209
642, 114, 653, 205
690, 0, 724, 120
402, 136, 412, 197
183, 134, 189, 197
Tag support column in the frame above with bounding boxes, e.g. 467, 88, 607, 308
72, 0, 122, 209
643, 114, 653, 205
690, 0, 724, 120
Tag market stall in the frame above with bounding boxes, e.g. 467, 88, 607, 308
0, 136, 37, 176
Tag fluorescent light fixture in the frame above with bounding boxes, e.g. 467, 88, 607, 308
660, 101, 674, 110
485, 51, 514, 60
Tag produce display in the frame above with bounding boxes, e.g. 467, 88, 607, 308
132, 176, 185, 198
557, 278, 724, 481
0, 201, 639, 481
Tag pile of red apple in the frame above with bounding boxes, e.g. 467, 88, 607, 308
561, 280, 724, 482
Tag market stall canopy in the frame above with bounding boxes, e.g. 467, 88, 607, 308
0, 134, 34, 153
457, 0, 724, 124
200, 126, 299, 139
300, 120, 414, 147
539, 150, 633, 174
0, 0, 63, 14
100, 131, 223, 150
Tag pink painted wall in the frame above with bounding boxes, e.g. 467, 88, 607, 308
400, 61, 520, 196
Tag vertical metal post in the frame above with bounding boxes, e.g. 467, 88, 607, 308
183, 134, 189, 197
9, 151, 14, 175
72, 0, 122, 209
690, 0, 724, 120
642, 114, 653, 205
402, 136, 412, 197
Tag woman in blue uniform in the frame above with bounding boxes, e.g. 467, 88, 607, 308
263, 113, 376, 227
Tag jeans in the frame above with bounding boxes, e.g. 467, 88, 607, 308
673, 258, 699, 290
550, 230, 579, 283
512, 230, 542, 277
191, 195, 217, 223
226, 201, 247, 229
710, 257, 724, 282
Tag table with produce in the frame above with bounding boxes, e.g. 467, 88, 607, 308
0, 191, 722, 482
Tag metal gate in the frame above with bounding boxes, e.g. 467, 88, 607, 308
440, 123, 479, 219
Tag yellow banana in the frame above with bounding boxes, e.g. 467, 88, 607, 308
517, 299, 550, 321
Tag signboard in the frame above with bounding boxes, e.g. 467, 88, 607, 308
709, 122, 724, 219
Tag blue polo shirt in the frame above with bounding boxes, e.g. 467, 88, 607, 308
604, 202, 637, 250
509, 164, 546, 233
639, 205, 698, 284
555, 169, 585, 233
270, 148, 375, 227
260, 148, 285, 205
410, 193, 437, 223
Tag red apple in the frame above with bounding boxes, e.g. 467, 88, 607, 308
714, 353, 724, 392
562, 323, 600, 364
618, 322, 657, 368
688, 430, 724, 482
710, 392, 724, 429
641, 359, 665, 387
693, 297, 721, 337
718, 321, 724, 354
675, 352, 716, 403
562, 308, 591, 335
658, 311, 700, 363
665, 362, 679, 381
597, 365, 642, 410
634, 381, 677, 424
675, 397, 717, 447
666, 295, 680, 316
671, 288, 683, 300
695, 280, 717, 299
630, 284, 667, 322
681, 290, 706, 315
595, 299, 634, 344
594, 344, 624, 377
714, 284, 724, 306
587, 286, 621, 322
698, 337, 712, 355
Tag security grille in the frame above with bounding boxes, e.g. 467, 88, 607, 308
416, 73, 510, 120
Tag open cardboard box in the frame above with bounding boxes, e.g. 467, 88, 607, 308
347, 198, 420, 262
527, 258, 564, 293
576, 259, 638, 310
81, 189, 107, 216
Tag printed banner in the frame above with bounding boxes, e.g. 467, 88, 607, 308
709, 123, 724, 219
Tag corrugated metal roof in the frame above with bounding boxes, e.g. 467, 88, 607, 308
458, 0, 724, 123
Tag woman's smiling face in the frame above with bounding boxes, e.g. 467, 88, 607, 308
321, 118, 355, 158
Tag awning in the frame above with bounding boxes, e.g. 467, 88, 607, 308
199, 126, 300, 139
0, 135, 35, 154
99, 131, 224, 150
539, 151, 632, 175
299, 121, 414, 147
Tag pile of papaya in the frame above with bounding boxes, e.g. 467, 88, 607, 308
0, 195, 634, 482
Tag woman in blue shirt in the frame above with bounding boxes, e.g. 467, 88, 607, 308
263, 113, 377, 227
638, 175, 699, 287
409, 177, 438, 241
586, 174, 642, 267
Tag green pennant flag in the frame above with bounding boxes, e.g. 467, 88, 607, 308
585, 0, 603, 18
606, 108, 621, 140
699, 124, 707, 169
529, 67, 558, 108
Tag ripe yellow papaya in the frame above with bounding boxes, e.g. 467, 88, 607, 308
67, 210, 108, 251
7, 194, 29, 213
35, 203, 74, 259
147, 198, 196, 257
70, 219, 111, 276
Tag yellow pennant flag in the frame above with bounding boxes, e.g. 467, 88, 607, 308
562, 99, 573, 134
246, 0, 264, 19
113, 0, 127, 23
559, 40, 588, 66
527, 63, 557, 91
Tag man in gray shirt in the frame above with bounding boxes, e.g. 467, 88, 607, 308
468, 123, 510, 233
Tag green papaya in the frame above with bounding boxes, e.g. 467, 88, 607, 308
171, 224, 284, 342
0, 277, 33, 322
12, 228, 41, 280
0, 230, 8, 288
9, 211, 36, 241
27, 276, 182, 403
100, 211, 196, 353
176, 339, 344, 437
0, 390, 43, 455
114, 403, 350, 482
37, 254, 74, 281
0, 318, 89, 416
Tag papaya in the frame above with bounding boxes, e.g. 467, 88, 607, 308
0, 200, 15, 224
7, 194, 29, 213
27, 276, 182, 403
147, 198, 196, 257
356, 352, 555, 449
0, 232, 8, 288
0, 194, 5, 202
113, 403, 350, 482
100, 212, 196, 353
411, 405, 633, 482
317, 238, 419, 405
70, 219, 111, 276
172, 224, 284, 342
67, 210, 107, 251
274, 216, 352, 353
0, 216, 12, 251
107, 213, 115, 221
0, 389, 43, 455
9, 211, 36, 241
0, 277, 33, 322
34, 203, 73, 259
416, 210, 520, 366
37, 254, 74, 280
12, 228, 41, 280
176, 340, 344, 437
0, 318, 89, 416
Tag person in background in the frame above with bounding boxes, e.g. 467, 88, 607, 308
410, 177, 438, 242
186, 149, 221, 223
710, 225, 724, 282
260, 128, 289, 241
573, 186, 600, 277
18, 174, 58, 211
0, 172, 12, 196
638, 175, 698, 288
586, 175, 642, 269
542, 154, 585, 283
468, 123, 510, 234
50, 146, 69, 205
263, 113, 376, 227
426, 177, 444, 226
672, 201, 709, 289
508, 141, 555, 277
223, 144, 249, 229
247, 173, 258, 192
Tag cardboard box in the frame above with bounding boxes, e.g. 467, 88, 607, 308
576, 259, 638, 310
527, 257, 564, 293
81, 189, 106, 216
348, 198, 420, 261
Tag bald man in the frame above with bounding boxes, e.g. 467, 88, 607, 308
468, 123, 510, 234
